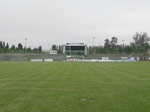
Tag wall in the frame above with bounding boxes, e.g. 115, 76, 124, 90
0, 53, 66, 61
0, 53, 142, 61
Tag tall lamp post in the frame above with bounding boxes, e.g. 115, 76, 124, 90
99, 43, 101, 54
92, 37, 95, 54
92, 37, 95, 47
122, 40, 125, 54
48, 43, 51, 54
25, 38, 27, 54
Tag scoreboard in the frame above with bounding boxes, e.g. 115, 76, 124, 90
65, 46, 85, 51
63, 43, 87, 57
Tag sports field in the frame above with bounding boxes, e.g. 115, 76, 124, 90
0, 62, 150, 112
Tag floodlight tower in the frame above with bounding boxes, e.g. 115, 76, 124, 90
98, 43, 101, 54
48, 43, 51, 53
122, 40, 125, 54
25, 38, 27, 54
92, 37, 95, 47
122, 40, 125, 48
92, 37, 95, 54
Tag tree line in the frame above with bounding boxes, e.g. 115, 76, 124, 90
0, 42, 42, 53
51, 32, 150, 54
92, 32, 150, 54
1, 32, 150, 54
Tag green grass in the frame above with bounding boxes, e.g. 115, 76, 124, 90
0, 61, 150, 112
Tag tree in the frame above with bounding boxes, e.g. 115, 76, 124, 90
6, 43, 9, 49
18, 43, 23, 50
110, 37, 118, 53
110, 37, 118, 47
2, 42, 5, 48
38, 46, 42, 53
52, 44, 58, 50
132, 32, 150, 53
104, 39, 111, 53
33, 48, 38, 53
0, 41, 3, 48
11, 45, 16, 50
104, 39, 110, 48
26, 47, 32, 53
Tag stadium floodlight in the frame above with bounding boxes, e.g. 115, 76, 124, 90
25, 38, 27, 54
122, 40, 125, 54
122, 40, 125, 47
92, 37, 95, 47
48, 43, 51, 53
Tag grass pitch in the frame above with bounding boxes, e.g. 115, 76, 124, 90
0, 61, 150, 112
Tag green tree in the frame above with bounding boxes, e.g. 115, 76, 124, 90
6, 43, 9, 49
0, 41, 3, 48
2, 41, 5, 48
52, 44, 58, 50
11, 45, 16, 50
38, 46, 42, 53
18, 43, 23, 50
110, 37, 118, 53
131, 32, 150, 53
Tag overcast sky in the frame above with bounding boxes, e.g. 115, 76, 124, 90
0, 0, 150, 49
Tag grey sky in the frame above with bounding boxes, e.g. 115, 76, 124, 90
0, 0, 150, 49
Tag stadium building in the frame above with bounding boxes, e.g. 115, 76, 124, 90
63, 43, 88, 58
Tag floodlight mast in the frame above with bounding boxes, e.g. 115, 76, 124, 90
122, 40, 125, 47
25, 38, 27, 54
92, 37, 95, 54
48, 43, 51, 53
122, 40, 125, 54
92, 37, 95, 47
